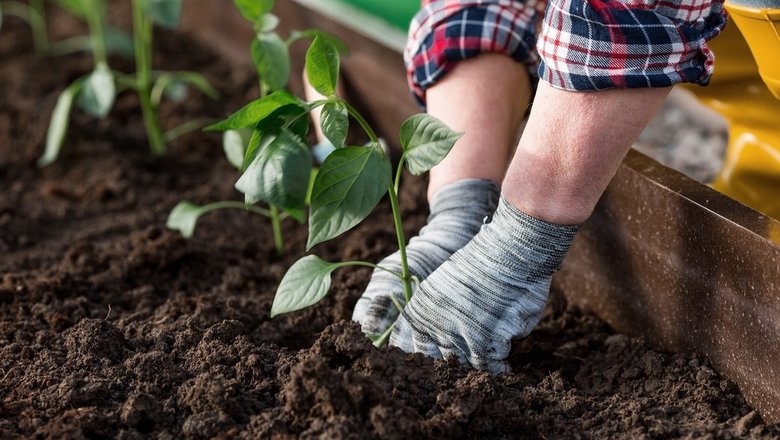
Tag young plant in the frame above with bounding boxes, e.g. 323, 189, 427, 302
48, 0, 134, 57
165, 133, 295, 256
0, 0, 48, 54
167, 0, 343, 256
37, 0, 219, 167
261, 35, 462, 346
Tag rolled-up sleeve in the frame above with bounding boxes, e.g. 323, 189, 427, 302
405, 0, 546, 106
536, 0, 728, 91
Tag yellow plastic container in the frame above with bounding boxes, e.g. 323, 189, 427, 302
685, 8, 780, 219
727, 3, 780, 99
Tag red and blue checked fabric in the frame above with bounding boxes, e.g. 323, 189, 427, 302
406, 0, 727, 104
406, 0, 546, 105
538, 0, 727, 90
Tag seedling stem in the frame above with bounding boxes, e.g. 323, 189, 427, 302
345, 102, 413, 303
387, 185, 413, 303
83, 0, 107, 65
269, 205, 284, 256
369, 323, 395, 347
257, 81, 287, 256
132, 0, 165, 155
344, 101, 377, 144
1, 0, 49, 54
29, 0, 48, 54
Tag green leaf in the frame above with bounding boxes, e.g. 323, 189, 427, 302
104, 27, 134, 56
242, 104, 309, 170
152, 71, 219, 106
223, 129, 251, 171
235, 129, 312, 221
77, 63, 115, 118
38, 78, 85, 167
48, 27, 133, 57
251, 32, 290, 92
271, 255, 340, 317
320, 101, 348, 148
400, 114, 463, 175
242, 127, 271, 172
233, 0, 273, 22
316, 32, 349, 55
166, 201, 204, 238
145, 0, 182, 28
305, 34, 339, 96
289, 29, 349, 54
205, 90, 300, 132
307, 146, 390, 250
286, 106, 310, 142
169, 71, 219, 100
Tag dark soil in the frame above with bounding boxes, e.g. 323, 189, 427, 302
2, 8, 779, 440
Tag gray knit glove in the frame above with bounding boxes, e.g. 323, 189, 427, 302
352, 179, 500, 337
389, 196, 580, 374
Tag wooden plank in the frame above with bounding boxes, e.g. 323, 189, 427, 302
554, 150, 780, 422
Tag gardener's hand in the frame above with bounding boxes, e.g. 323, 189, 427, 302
352, 179, 499, 336
389, 196, 580, 373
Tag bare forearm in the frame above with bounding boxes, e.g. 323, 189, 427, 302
427, 54, 531, 200
502, 82, 671, 225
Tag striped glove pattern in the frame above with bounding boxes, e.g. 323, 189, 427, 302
352, 179, 500, 337
389, 196, 580, 374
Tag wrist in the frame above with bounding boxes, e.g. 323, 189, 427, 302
480, 196, 580, 273
426, 178, 500, 221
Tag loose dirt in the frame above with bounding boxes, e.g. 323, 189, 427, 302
2, 10, 779, 439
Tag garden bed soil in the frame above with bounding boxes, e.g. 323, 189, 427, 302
2, 10, 779, 439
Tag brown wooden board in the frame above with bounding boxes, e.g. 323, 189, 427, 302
554, 150, 780, 422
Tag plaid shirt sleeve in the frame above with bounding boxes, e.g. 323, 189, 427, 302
406, 0, 727, 103
405, 0, 546, 106
537, 0, 727, 90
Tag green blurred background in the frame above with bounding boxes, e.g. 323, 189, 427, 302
339, 0, 419, 30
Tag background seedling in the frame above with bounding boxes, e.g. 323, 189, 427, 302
37, 0, 219, 167
0, 0, 48, 54
48, 0, 133, 57
168, 0, 344, 256
262, 35, 461, 346
0, 0, 135, 57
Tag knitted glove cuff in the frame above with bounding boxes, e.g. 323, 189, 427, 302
480, 196, 580, 273
427, 178, 500, 222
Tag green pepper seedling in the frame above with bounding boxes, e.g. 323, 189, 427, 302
266, 35, 462, 346
38, 0, 219, 167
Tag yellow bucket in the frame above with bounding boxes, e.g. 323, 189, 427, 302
727, 3, 780, 99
